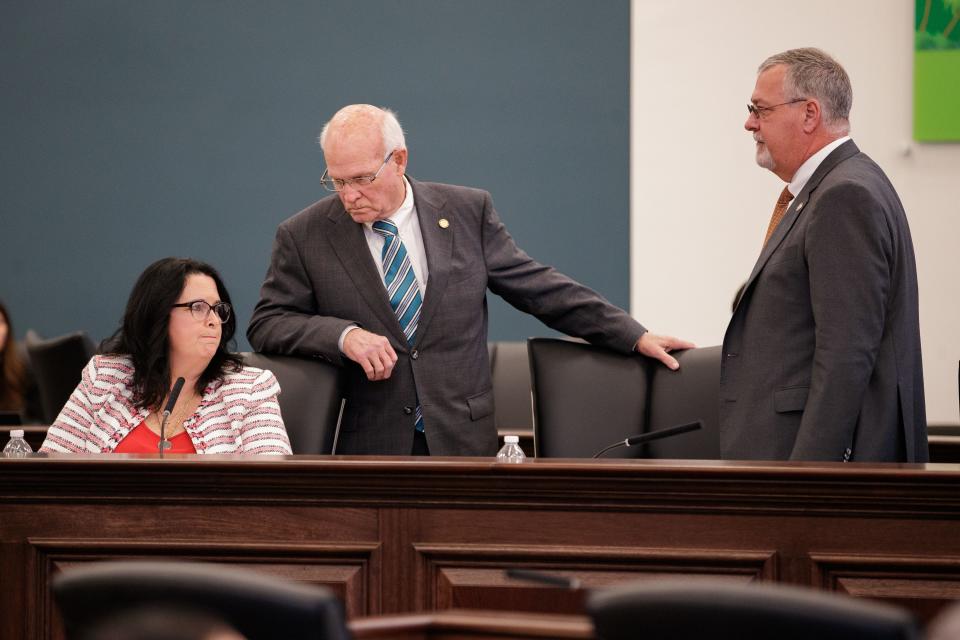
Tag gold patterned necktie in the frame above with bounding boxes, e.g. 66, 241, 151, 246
763, 186, 794, 247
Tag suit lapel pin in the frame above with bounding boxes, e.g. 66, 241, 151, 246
796, 202, 805, 212
438, 218, 449, 229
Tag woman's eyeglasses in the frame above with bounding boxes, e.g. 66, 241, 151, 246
171, 300, 232, 323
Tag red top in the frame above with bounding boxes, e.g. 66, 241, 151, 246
114, 421, 197, 454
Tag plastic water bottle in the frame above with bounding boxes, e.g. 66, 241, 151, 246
3, 429, 33, 457
496, 435, 526, 463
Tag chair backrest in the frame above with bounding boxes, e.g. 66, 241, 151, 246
528, 338, 722, 459
240, 353, 343, 455
528, 338, 651, 458
53, 560, 351, 640
644, 345, 722, 459
490, 341, 534, 432
587, 578, 919, 640
25, 329, 95, 424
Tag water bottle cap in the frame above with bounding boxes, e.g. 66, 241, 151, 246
11, 429, 24, 438
504, 435, 519, 443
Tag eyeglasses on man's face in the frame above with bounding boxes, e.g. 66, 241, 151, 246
172, 300, 232, 323
321, 151, 395, 192
747, 98, 806, 119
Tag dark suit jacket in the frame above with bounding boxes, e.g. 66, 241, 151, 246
720, 140, 927, 462
248, 179, 645, 456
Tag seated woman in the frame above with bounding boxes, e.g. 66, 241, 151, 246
40, 258, 292, 455
0, 299, 41, 423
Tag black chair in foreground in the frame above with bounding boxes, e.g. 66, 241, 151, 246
587, 578, 920, 640
241, 352, 343, 455
53, 560, 351, 640
25, 329, 95, 423
527, 338, 721, 459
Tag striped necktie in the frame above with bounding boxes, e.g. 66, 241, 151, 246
372, 219, 425, 433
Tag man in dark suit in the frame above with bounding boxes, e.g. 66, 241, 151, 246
721, 48, 927, 462
249, 104, 692, 456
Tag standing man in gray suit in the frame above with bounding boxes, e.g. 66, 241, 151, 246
721, 48, 927, 462
249, 104, 692, 456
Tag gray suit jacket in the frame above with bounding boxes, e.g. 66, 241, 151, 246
248, 179, 645, 456
720, 140, 927, 462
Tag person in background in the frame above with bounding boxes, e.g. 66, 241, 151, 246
41, 258, 291, 455
0, 299, 40, 422
720, 48, 925, 462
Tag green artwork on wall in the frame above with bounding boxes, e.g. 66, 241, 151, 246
915, 0, 960, 140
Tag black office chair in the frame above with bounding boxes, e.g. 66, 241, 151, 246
240, 353, 343, 455
490, 341, 534, 432
14, 340, 43, 423
53, 561, 350, 640
644, 345, 722, 459
528, 338, 651, 458
528, 338, 723, 459
25, 329, 96, 423
588, 578, 919, 640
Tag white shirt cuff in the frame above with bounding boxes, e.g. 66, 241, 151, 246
338, 324, 361, 353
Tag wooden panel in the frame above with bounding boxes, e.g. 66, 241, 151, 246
415, 543, 774, 614
26, 538, 380, 639
811, 552, 960, 625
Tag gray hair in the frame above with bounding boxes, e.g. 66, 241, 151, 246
318, 104, 406, 154
759, 48, 852, 134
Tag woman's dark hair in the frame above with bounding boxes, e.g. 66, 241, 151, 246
0, 299, 27, 411
103, 258, 243, 410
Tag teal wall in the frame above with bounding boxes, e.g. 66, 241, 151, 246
0, 0, 630, 348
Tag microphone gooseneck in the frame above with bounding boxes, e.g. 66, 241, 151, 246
591, 420, 703, 459
158, 377, 186, 454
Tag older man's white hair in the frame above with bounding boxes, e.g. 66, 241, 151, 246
318, 104, 406, 155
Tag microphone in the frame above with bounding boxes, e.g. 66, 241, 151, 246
592, 420, 702, 458
505, 568, 581, 590
158, 377, 186, 454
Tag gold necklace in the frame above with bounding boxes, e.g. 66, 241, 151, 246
149, 388, 200, 437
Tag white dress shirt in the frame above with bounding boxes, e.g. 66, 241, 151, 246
339, 176, 429, 351
361, 176, 429, 290
786, 136, 851, 197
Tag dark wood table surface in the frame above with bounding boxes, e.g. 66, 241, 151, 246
3, 454, 960, 639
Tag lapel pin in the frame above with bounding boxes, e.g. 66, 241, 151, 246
438, 218, 449, 229
796, 202, 805, 212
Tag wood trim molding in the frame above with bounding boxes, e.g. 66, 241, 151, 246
27, 538, 382, 637
4, 456, 960, 517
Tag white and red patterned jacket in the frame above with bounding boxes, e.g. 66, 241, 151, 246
40, 355, 292, 455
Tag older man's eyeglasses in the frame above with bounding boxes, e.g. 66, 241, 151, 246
321, 151, 395, 192
172, 300, 232, 323
747, 98, 806, 119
